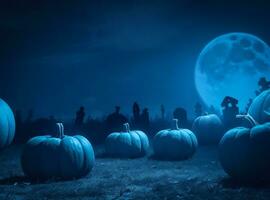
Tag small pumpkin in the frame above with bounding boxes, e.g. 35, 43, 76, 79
219, 123, 270, 181
235, 114, 257, 128
192, 114, 224, 145
248, 89, 270, 124
21, 123, 95, 180
0, 98, 15, 149
105, 123, 149, 158
153, 119, 197, 160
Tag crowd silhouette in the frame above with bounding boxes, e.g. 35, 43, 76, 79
13, 76, 269, 144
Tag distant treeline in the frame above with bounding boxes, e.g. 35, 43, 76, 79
14, 77, 270, 144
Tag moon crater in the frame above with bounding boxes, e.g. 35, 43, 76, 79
195, 32, 270, 111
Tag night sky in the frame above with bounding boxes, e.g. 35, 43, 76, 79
1, 0, 270, 119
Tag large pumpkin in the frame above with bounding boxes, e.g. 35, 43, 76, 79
219, 123, 270, 181
21, 123, 95, 180
0, 98, 15, 149
248, 89, 270, 124
105, 123, 149, 158
192, 114, 224, 145
153, 119, 197, 160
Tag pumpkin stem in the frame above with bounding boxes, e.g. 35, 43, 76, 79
60, 123, 65, 138
236, 114, 258, 127
56, 123, 64, 138
123, 123, 130, 132
172, 118, 179, 130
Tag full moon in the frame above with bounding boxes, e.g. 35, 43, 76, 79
195, 32, 270, 112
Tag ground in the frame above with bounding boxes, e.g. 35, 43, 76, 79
0, 145, 270, 200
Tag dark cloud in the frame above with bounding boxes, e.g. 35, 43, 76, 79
1, 0, 270, 117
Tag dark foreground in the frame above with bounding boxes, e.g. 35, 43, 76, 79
1, 145, 270, 200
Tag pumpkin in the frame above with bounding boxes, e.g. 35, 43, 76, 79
235, 114, 257, 129
192, 114, 224, 145
248, 89, 270, 124
105, 123, 149, 158
0, 98, 15, 149
21, 123, 95, 180
219, 123, 270, 181
153, 119, 197, 160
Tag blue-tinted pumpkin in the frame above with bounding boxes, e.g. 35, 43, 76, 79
153, 119, 197, 160
192, 114, 224, 145
248, 89, 270, 124
219, 123, 270, 181
105, 123, 149, 158
21, 123, 95, 180
0, 98, 15, 149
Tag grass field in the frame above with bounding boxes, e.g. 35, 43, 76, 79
0, 145, 270, 200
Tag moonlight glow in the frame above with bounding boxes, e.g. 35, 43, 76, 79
195, 32, 270, 112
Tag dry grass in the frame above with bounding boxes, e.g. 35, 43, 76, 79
0, 145, 270, 200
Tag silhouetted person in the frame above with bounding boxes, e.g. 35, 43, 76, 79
222, 96, 239, 130
75, 106, 85, 129
161, 104, 165, 120
141, 108, 150, 130
133, 102, 140, 127
194, 102, 203, 117
256, 77, 270, 95
173, 107, 189, 128
106, 106, 128, 132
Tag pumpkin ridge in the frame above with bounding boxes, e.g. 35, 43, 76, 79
233, 128, 247, 174
59, 136, 85, 179
114, 133, 122, 156
136, 131, 149, 154
2, 109, 9, 147
218, 126, 270, 181
126, 132, 133, 156
0, 99, 6, 147
21, 136, 48, 178
132, 132, 140, 156
153, 120, 197, 160
250, 90, 268, 124
75, 135, 95, 175
182, 130, 193, 156
21, 124, 94, 180
41, 137, 61, 178
185, 129, 197, 154
0, 100, 10, 147
258, 91, 268, 123
5, 102, 15, 146
73, 136, 88, 176
134, 131, 143, 154
4, 105, 11, 147
192, 114, 223, 145
117, 132, 130, 157
261, 92, 270, 122
105, 124, 149, 158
